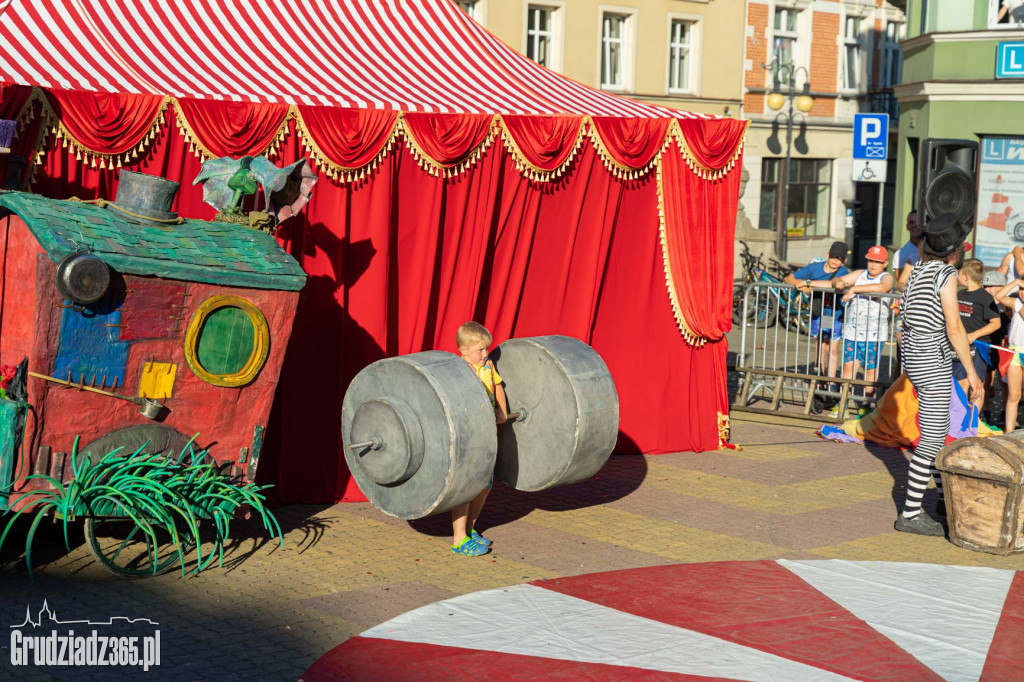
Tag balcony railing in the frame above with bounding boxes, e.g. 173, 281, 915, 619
869, 91, 899, 121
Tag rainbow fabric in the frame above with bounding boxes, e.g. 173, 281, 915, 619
817, 375, 1002, 448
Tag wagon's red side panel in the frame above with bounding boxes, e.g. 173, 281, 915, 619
0, 216, 43, 369
21, 275, 299, 486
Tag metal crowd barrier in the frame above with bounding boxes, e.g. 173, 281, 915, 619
731, 281, 901, 422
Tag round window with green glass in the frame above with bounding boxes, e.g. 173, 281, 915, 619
184, 296, 270, 387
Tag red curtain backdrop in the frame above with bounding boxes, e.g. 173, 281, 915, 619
0, 85, 45, 184
6, 97, 744, 504
661, 119, 746, 342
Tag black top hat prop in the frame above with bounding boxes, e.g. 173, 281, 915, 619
922, 212, 971, 258
111, 170, 180, 223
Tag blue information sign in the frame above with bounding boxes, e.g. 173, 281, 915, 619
997, 42, 1024, 79
852, 114, 888, 160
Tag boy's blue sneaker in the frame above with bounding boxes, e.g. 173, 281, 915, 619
451, 537, 488, 556
470, 529, 492, 547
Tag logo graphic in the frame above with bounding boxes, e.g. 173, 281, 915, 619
10, 601, 160, 670
11, 600, 159, 629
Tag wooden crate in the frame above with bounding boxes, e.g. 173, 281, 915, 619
936, 431, 1024, 555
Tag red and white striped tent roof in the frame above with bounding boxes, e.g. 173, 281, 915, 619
0, 0, 699, 119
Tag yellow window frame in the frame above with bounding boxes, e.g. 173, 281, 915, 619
184, 295, 270, 387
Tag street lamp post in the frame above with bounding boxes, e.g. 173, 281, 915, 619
763, 60, 813, 264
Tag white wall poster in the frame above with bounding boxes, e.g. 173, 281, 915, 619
975, 136, 1024, 266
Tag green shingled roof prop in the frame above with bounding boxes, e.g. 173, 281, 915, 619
0, 192, 306, 292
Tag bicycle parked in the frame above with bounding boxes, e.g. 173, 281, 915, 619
732, 242, 811, 334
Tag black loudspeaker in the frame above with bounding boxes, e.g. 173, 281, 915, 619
918, 138, 978, 226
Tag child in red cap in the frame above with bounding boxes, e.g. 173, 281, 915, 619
833, 245, 895, 408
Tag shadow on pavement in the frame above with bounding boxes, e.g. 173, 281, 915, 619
863, 442, 940, 515
0, 503, 336, 578
407, 450, 648, 539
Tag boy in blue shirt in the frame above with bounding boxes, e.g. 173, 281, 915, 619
784, 241, 850, 381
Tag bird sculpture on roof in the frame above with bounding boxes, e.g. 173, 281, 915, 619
193, 156, 317, 232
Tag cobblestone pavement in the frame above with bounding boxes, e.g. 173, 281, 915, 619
3, 417, 1023, 681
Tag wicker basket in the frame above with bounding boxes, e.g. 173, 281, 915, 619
936, 431, 1024, 555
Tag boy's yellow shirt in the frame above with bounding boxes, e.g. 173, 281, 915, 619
474, 362, 501, 405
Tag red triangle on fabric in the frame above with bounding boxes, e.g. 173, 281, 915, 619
981, 570, 1024, 679
535, 560, 943, 680
303, 637, 726, 681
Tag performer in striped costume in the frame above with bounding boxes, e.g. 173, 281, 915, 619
896, 213, 984, 537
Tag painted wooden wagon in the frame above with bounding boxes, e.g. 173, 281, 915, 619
0, 172, 305, 576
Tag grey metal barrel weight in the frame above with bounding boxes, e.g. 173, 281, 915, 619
341, 335, 619, 519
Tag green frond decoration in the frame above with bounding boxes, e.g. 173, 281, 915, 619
0, 437, 281, 581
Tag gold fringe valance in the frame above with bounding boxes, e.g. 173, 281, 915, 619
47, 97, 171, 170
294, 109, 402, 184
497, 117, 587, 183
399, 114, 499, 179
670, 118, 749, 181
587, 121, 669, 181
14, 86, 748, 193
172, 101, 294, 161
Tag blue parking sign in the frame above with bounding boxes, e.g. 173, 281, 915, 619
852, 114, 888, 160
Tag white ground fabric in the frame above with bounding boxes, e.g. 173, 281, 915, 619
779, 560, 1014, 682
363, 582, 856, 681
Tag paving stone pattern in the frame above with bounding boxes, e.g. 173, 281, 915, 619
2, 418, 1023, 681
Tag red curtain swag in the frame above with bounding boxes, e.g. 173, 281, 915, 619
591, 117, 670, 170
501, 115, 585, 171
296, 106, 399, 170
45, 90, 165, 158
4, 91, 745, 505
175, 98, 291, 158
402, 112, 493, 167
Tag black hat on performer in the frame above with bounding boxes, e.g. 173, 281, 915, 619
922, 212, 971, 258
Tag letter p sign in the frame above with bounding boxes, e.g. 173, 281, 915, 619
853, 113, 888, 160
861, 119, 880, 142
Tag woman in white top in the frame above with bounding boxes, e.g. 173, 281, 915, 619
833, 246, 895, 397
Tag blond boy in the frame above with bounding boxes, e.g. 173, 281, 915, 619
451, 322, 508, 556
953, 260, 1001, 398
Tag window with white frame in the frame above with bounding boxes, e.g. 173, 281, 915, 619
601, 12, 631, 90
843, 16, 861, 90
527, 5, 555, 67
668, 19, 695, 93
773, 8, 799, 85
880, 21, 903, 88
454, 0, 478, 19
991, 0, 1024, 28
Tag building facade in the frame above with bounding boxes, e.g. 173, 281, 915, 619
453, 0, 745, 117
739, 0, 908, 269
893, 0, 1024, 267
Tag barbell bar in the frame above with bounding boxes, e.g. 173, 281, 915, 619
347, 408, 530, 452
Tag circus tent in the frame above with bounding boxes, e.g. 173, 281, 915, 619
0, 0, 746, 503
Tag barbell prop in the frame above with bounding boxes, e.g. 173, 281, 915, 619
341, 335, 619, 520
346, 408, 530, 452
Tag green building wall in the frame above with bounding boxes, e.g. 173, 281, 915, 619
893, 0, 1024, 246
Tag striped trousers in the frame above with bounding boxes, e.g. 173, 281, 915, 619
902, 344, 949, 518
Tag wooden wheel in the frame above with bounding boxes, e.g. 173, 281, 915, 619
84, 516, 198, 578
